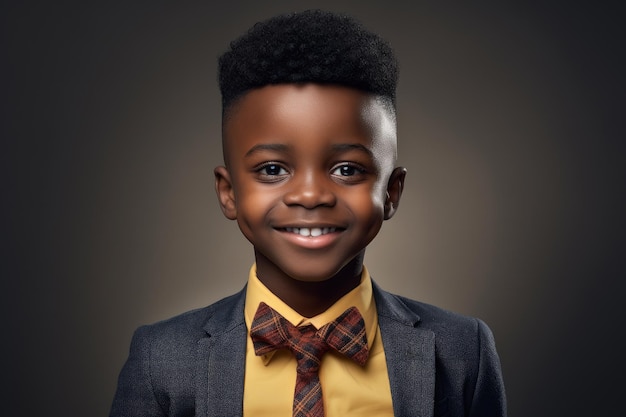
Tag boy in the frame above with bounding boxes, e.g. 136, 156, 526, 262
110, 10, 506, 417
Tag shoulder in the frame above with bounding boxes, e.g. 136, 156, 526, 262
374, 284, 484, 331
373, 284, 507, 415
375, 282, 506, 417
110, 290, 247, 415
396, 293, 486, 334
132, 289, 246, 348
374, 285, 496, 358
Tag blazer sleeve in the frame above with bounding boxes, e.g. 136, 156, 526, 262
110, 325, 166, 417
469, 318, 507, 417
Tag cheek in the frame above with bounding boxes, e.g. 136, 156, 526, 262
348, 188, 386, 225
369, 179, 389, 212
234, 185, 278, 230
372, 171, 392, 200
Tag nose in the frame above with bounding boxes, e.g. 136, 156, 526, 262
282, 171, 336, 209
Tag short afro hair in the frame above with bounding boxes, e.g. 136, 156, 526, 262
218, 9, 398, 114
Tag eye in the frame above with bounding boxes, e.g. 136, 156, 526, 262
331, 164, 362, 177
261, 164, 287, 176
256, 163, 289, 181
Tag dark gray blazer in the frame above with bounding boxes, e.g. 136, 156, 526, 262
110, 282, 506, 417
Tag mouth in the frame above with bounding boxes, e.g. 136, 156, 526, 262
280, 227, 340, 237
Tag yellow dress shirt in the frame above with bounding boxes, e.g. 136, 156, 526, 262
243, 265, 394, 417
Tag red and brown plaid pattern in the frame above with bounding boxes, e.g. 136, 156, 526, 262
250, 302, 369, 417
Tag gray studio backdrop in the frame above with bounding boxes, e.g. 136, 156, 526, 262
5, 1, 622, 416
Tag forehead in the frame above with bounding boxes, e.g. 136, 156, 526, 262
222, 84, 397, 161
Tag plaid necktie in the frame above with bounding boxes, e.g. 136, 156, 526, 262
250, 302, 369, 417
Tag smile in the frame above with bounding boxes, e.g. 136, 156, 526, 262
283, 227, 338, 237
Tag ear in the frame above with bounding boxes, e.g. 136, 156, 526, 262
383, 167, 407, 220
214, 166, 237, 220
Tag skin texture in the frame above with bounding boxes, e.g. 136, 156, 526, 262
215, 84, 406, 317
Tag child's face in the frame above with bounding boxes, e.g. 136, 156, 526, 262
215, 84, 405, 283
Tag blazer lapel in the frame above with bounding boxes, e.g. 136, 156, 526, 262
196, 289, 248, 417
373, 283, 436, 417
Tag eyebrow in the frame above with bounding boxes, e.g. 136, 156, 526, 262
331, 143, 374, 157
244, 143, 290, 157
244, 142, 373, 157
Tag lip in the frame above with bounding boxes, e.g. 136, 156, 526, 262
283, 226, 338, 236
274, 226, 344, 249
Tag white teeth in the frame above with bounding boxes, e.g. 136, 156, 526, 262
284, 227, 337, 236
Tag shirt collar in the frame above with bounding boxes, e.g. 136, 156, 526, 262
244, 264, 378, 365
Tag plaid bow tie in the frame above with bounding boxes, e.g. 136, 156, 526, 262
250, 302, 369, 417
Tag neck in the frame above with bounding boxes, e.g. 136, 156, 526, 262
254, 251, 365, 318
